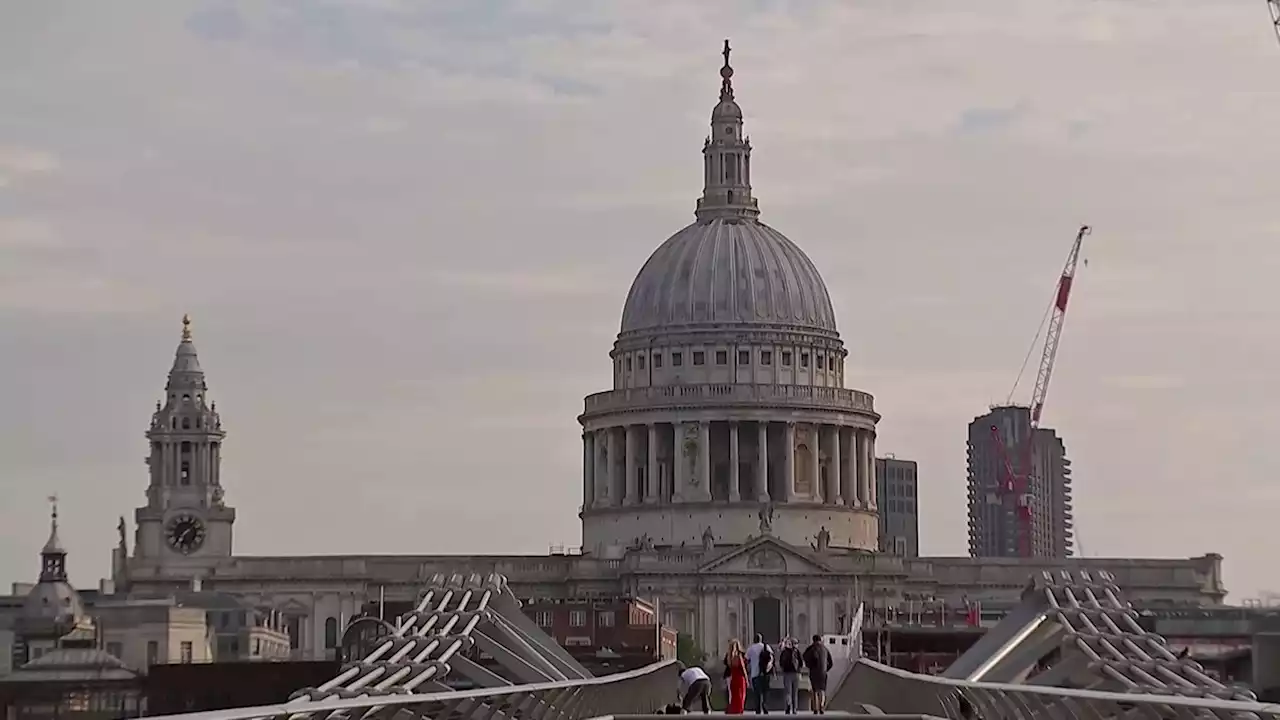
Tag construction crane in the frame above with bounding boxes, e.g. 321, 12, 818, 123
1270, 0, 1280, 47
991, 224, 1091, 557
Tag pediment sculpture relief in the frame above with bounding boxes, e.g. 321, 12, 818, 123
747, 548, 786, 571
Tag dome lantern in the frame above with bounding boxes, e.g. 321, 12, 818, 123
695, 39, 759, 222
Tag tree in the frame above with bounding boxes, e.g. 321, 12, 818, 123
676, 632, 705, 666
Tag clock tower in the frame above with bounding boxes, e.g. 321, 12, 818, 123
132, 315, 235, 573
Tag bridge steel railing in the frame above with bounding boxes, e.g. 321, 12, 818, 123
144, 657, 678, 720
832, 656, 1280, 720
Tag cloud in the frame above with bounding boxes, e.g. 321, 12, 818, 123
185, 3, 247, 43
432, 268, 618, 298
0, 146, 59, 186
0, 218, 58, 249
1100, 374, 1186, 391
954, 103, 1029, 136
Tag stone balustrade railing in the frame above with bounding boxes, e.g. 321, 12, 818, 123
583, 383, 875, 415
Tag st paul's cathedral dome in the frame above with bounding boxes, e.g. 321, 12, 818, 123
579, 42, 881, 556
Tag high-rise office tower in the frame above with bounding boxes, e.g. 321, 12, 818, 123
967, 406, 1073, 558
876, 457, 919, 557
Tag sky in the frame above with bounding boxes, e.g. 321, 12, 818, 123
2, 0, 1279, 600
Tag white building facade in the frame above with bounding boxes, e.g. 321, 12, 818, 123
109, 44, 1227, 663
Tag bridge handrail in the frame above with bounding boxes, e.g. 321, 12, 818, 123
832, 658, 1280, 719
144, 658, 679, 720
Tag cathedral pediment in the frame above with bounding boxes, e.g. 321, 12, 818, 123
275, 598, 310, 614
698, 536, 834, 575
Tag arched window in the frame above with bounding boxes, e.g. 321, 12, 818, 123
182, 418, 191, 430
324, 617, 339, 649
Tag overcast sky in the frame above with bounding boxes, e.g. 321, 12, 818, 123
2, 1, 1278, 600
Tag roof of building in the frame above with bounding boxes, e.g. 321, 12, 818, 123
621, 218, 837, 336
171, 313, 203, 375
0, 647, 137, 684
21, 583, 84, 627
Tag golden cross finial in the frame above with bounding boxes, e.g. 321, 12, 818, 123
47, 494, 58, 523
181, 313, 193, 342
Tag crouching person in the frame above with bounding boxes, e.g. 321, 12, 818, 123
677, 663, 713, 713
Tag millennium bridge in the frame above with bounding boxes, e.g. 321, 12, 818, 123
147, 571, 1279, 720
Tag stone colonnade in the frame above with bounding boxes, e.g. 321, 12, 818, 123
581, 420, 876, 511
152, 439, 221, 489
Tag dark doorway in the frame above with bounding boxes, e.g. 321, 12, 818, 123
752, 596, 782, 644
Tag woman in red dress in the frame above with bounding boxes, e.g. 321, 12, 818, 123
724, 639, 749, 714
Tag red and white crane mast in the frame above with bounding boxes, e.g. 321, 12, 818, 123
1030, 225, 1090, 428
995, 224, 1091, 557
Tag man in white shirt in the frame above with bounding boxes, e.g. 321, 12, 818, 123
744, 633, 774, 713
677, 663, 712, 712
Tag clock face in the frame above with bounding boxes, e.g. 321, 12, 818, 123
165, 514, 206, 554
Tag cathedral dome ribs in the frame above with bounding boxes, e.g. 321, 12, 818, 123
578, 42, 881, 556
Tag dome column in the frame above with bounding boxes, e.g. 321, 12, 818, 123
728, 421, 741, 501
856, 430, 872, 510
831, 425, 843, 505
784, 422, 797, 502
811, 425, 823, 502
844, 428, 857, 507
674, 423, 689, 503
646, 424, 660, 504
697, 421, 712, 502
625, 425, 639, 505
607, 429, 622, 505
867, 432, 879, 510
582, 431, 595, 510
756, 422, 769, 502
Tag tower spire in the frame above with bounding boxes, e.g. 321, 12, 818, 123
720, 39, 734, 100
39, 494, 67, 582
144, 315, 228, 518
696, 39, 759, 222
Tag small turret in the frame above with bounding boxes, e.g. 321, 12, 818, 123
39, 495, 67, 583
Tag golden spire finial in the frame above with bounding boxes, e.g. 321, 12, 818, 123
181, 313, 193, 342
47, 494, 58, 525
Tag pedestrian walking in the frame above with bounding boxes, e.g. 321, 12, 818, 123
745, 633, 774, 713
723, 639, 749, 714
777, 637, 802, 713
801, 635, 833, 714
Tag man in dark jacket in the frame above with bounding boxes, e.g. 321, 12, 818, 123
801, 635, 834, 714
